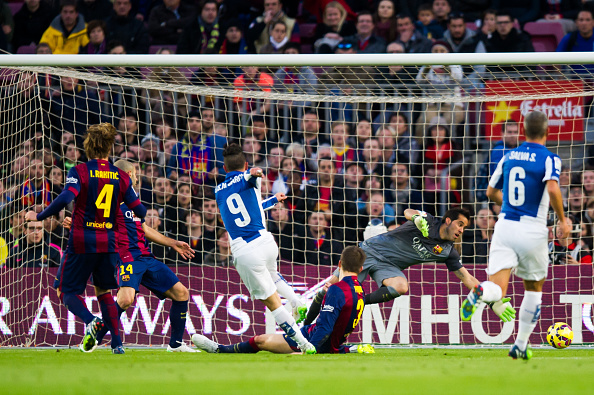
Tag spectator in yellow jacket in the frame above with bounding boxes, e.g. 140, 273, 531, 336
39, 0, 88, 54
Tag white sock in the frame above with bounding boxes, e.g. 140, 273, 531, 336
271, 271, 303, 308
515, 291, 542, 350
480, 281, 503, 303
270, 305, 309, 347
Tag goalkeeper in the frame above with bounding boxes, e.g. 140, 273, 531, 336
304, 208, 516, 325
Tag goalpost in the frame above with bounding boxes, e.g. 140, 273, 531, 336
0, 53, 593, 348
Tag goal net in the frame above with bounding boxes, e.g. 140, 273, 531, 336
0, 53, 593, 348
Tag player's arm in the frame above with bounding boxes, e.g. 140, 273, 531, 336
548, 180, 570, 238
243, 167, 264, 188
261, 193, 286, 211
122, 180, 147, 218
404, 208, 429, 237
27, 167, 80, 221
486, 156, 505, 205
142, 223, 195, 260
307, 286, 344, 349
453, 267, 480, 290
486, 186, 502, 206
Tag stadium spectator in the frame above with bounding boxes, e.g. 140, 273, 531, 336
259, 20, 290, 54
274, 42, 318, 107
242, 135, 266, 168
3, 205, 26, 253
166, 109, 226, 184
288, 110, 329, 159
176, 210, 205, 265
219, 20, 251, 54
12, 0, 54, 51
47, 76, 102, 146
247, 0, 299, 54
344, 161, 365, 193
271, 156, 299, 194
201, 194, 220, 248
443, 12, 486, 53
77, 0, 112, 21
491, 0, 540, 25
355, 191, 395, 241
79, 19, 107, 54
116, 112, 140, 147
268, 202, 306, 263
233, 66, 274, 116
375, 125, 397, 168
0, 0, 13, 52
203, 229, 233, 267
105, 0, 150, 54
57, 142, 82, 172
151, 177, 176, 227
479, 8, 497, 38
415, 3, 444, 39
48, 167, 64, 191
148, 0, 195, 45
146, 47, 190, 117
462, 206, 496, 264
142, 207, 169, 263
361, 138, 388, 180
304, 211, 342, 266
489, 120, 521, 175
313, 1, 356, 53
385, 162, 424, 220
385, 112, 420, 168
424, 122, 461, 170
39, 0, 88, 54
432, 0, 451, 31
537, 0, 580, 33
246, 115, 274, 154
556, 8, 594, 75
330, 121, 357, 174
7, 220, 61, 268
550, 215, 593, 264
177, 0, 222, 54
348, 118, 373, 150
344, 11, 386, 53
20, 157, 60, 206
139, 134, 163, 165
395, 13, 432, 53
568, 185, 587, 220
582, 169, 594, 199
374, 0, 403, 44
264, 145, 284, 183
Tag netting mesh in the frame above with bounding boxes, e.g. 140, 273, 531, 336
1, 58, 593, 347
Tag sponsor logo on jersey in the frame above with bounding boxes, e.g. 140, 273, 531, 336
65, 177, 78, 184
124, 211, 142, 222
322, 305, 334, 312
89, 170, 119, 179
412, 237, 433, 260
86, 221, 112, 229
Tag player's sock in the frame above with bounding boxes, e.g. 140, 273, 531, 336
117, 303, 126, 317
98, 294, 122, 348
479, 281, 503, 303
96, 325, 109, 345
62, 293, 95, 325
364, 286, 399, 305
303, 289, 326, 325
270, 306, 309, 347
168, 300, 188, 348
515, 291, 542, 350
271, 271, 301, 307
218, 337, 260, 353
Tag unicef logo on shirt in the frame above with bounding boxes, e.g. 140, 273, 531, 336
105, 222, 113, 229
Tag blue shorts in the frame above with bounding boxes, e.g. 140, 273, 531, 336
283, 325, 313, 352
117, 256, 179, 300
54, 252, 119, 294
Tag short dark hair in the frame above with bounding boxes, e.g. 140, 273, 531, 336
271, 20, 287, 30
442, 207, 471, 224
495, 10, 513, 20
418, 3, 433, 13
86, 20, 106, 37
502, 119, 518, 132
106, 40, 125, 53
60, 0, 77, 11
357, 10, 373, 21
524, 111, 548, 139
283, 42, 301, 53
340, 246, 366, 273
223, 143, 246, 172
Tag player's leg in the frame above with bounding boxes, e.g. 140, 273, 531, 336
511, 279, 544, 355
269, 268, 307, 323
191, 333, 294, 354
303, 275, 339, 325
363, 260, 407, 305
94, 253, 125, 353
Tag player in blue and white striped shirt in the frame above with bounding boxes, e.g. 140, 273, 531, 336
208, 143, 315, 354
461, 111, 570, 360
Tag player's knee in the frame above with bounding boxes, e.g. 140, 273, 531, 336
117, 294, 134, 310
394, 283, 408, 295
174, 285, 189, 302
253, 335, 267, 348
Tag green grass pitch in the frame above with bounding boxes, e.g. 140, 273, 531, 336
2, 347, 593, 394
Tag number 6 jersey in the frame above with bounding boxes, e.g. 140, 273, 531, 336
489, 142, 561, 226
65, 159, 141, 254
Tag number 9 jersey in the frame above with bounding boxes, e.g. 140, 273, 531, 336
489, 142, 561, 226
65, 159, 142, 254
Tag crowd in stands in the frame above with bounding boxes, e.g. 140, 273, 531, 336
1, 0, 594, 269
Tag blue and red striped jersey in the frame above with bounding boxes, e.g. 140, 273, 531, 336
307, 276, 365, 354
66, 159, 141, 254
116, 202, 152, 263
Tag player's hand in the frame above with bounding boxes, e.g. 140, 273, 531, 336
25, 211, 38, 221
557, 218, 571, 240
412, 214, 429, 237
63, 216, 72, 230
173, 241, 195, 260
275, 192, 287, 202
491, 298, 516, 322
250, 167, 264, 178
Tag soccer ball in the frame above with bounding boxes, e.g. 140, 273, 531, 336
547, 322, 573, 349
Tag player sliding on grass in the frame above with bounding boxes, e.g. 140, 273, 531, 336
25, 123, 147, 354
460, 111, 570, 360
64, 159, 198, 353
304, 207, 516, 326
213, 143, 314, 354
192, 246, 373, 354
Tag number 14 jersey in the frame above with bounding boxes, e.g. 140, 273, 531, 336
489, 142, 561, 226
65, 159, 141, 254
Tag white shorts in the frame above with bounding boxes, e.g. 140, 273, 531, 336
233, 234, 278, 300
488, 219, 549, 281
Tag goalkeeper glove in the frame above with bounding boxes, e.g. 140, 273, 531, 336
490, 298, 516, 322
411, 214, 429, 237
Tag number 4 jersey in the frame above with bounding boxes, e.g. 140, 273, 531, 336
65, 159, 142, 254
489, 142, 561, 226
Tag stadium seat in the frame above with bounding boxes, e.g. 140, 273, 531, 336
524, 22, 565, 52
8, 2, 22, 15
149, 45, 177, 54
17, 44, 36, 54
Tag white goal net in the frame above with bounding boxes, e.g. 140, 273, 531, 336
0, 53, 593, 348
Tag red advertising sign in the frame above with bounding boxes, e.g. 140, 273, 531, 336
484, 80, 584, 141
1, 265, 593, 347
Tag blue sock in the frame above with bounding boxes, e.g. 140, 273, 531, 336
169, 300, 188, 348
117, 303, 125, 317
98, 293, 122, 348
218, 337, 260, 353
62, 293, 94, 325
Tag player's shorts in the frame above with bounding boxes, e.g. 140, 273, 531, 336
233, 234, 278, 300
488, 218, 549, 281
333, 255, 406, 286
117, 256, 180, 300
54, 252, 119, 294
